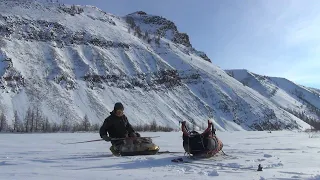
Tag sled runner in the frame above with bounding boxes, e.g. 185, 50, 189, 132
109, 136, 160, 156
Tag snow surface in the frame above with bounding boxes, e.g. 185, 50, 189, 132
1, 131, 320, 180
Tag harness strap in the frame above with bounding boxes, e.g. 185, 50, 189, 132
202, 120, 213, 136
181, 121, 189, 136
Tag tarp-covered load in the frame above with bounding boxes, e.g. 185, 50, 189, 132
181, 120, 223, 158
110, 137, 160, 156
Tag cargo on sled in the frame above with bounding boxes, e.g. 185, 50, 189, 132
181, 120, 223, 158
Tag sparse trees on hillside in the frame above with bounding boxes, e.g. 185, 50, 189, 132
134, 26, 142, 38
61, 118, 71, 132
13, 111, 22, 132
24, 107, 32, 132
43, 117, 51, 132
150, 120, 157, 132
0, 112, 7, 132
126, 16, 136, 29
82, 114, 91, 131
126, 17, 154, 43
52, 122, 60, 132
285, 108, 320, 130
91, 123, 100, 131
70, 5, 84, 14
133, 120, 174, 132
143, 31, 149, 40
143, 31, 152, 44
155, 35, 160, 46
60, 4, 84, 16
22, 106, 46, 132
34, 107, 42, 132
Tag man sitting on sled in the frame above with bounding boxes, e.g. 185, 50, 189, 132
99, 102, 159, 156
99, 102, 140, 155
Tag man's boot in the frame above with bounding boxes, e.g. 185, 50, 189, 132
110, 145, 121, 156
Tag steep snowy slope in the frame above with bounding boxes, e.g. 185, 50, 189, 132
0, 0, 310, 130
307, 87, 320, 96
226, 69, 320, 123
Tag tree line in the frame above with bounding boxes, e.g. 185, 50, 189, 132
0, 108, 175, 133
0, 109, 99, 133
134, 120, 174, 132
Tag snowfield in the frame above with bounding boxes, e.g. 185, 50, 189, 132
1, 131, 320, 180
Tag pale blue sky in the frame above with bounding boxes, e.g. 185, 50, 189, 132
62, 0, 320, 89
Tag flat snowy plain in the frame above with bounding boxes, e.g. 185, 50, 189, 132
1, 131, 320, 180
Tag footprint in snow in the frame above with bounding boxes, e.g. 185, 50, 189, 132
0, 161, 16, 166
308, 174, 320, 180
198, 170, 219, 176
217, 163, 240, 168
263, 154, 272, 158
291, 175, 301, 178
207, 170, 219, 176
265, 162, 283, 168
257, 158, 266, 162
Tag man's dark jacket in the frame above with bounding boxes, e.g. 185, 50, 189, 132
99, 111, 135, 138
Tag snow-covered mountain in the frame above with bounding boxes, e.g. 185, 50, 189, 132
0, 0, 312, 131
307, 87, 320, 96
226, 69, 320, 124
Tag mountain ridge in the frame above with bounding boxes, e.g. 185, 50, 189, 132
226, 69, 320, 124
0, 0, 314, 131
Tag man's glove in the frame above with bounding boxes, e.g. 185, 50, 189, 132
101, 135, 111, 142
